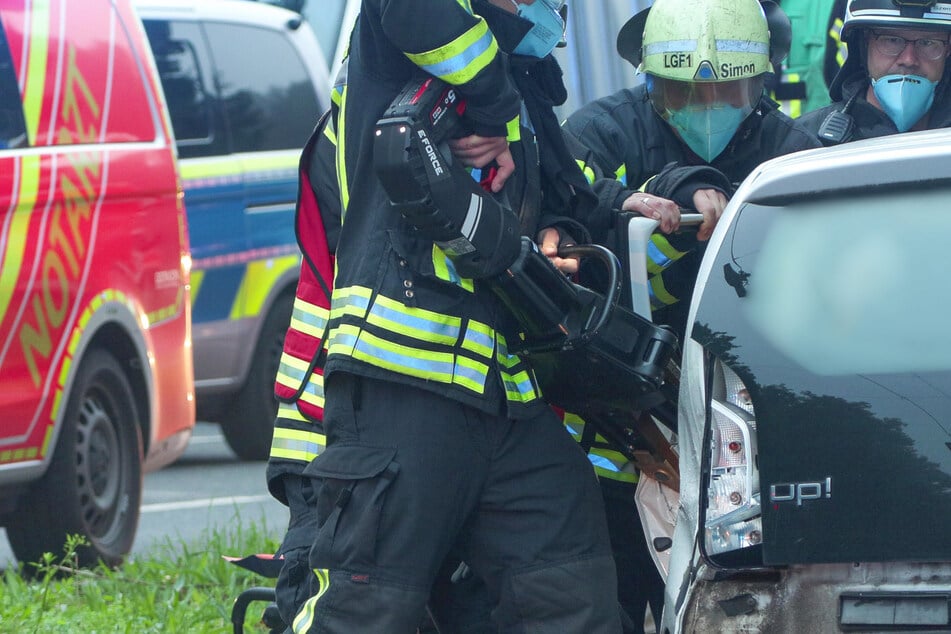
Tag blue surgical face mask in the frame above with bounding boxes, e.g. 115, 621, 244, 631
871, 73, 937, 132
512, 0, 565, 58
666, 105, 748, 162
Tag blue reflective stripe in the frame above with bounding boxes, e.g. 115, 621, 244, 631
588, 454, 621, 472
294, 307, 328, 330
647, 240, 673, 269
463, 326, 493, 357
353, 336, 455, 376
279, 362, 307, 384
453, 361, 484, 385
369, 300, 461, 341
418, 30, 495, 79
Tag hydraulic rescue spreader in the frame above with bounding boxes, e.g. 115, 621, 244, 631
374, 75, 681, 486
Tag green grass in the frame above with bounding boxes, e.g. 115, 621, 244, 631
0, 517, 282, 634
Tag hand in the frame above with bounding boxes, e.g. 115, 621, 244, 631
536, 227, 579, 274
448, 134, 514, 192
622, 193, 681, 234
693, 188, 728, 241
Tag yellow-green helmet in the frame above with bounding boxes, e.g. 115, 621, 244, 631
618, 0, 773, 82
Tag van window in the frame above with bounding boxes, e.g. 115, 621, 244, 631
203, 22, 319, 152
143, 19, 226, 158
0, 20, 28, 149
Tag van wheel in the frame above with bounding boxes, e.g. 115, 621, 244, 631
221, 294, 293, 461
7, 349, 142, 568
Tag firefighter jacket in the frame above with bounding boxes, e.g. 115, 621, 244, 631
266, 109, 339, 505
563, 83, 820, 337
798, 73, 951, 144
323, 0, 608, 421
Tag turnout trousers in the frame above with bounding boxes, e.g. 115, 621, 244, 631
294, 372, 622, 634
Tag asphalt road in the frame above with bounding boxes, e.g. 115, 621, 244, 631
0, 422, 289, 570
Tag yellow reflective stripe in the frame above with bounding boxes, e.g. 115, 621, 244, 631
189, 269, 205, 304
290, 297, 329, 338
23, 0, 51, 144
594, 464, 638, 483
506, 115, 521, 142
646, 234, 689, 275
0, 155, 40, 328
575, 159, 596, 185
178, 150, 299, 181
337, 85, 350, 214
277, 400, 308, 422
649, 273, 678, 307
432, 245, 475, 291
404, 20, 497, 85
615, 163, 628, 186
453, 355, 489, 394
230, 255, 300, 320
331, 285, 372, 319
328, 323, 457, 382
460, 319, 493, 358
499, 366, 538, 403
269, 427, 326, 463
368, 293, 463, 347
293, 568, 330, 633
279, 353, 325, 408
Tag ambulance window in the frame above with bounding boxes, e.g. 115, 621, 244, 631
203, 22, 320, 153
143, 20, 223, 158
0, 22, 27, 150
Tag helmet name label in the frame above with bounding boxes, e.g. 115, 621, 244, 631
720, 62, 758, 79
664, 53, 693, 68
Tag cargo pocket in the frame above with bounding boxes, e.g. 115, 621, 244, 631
303, 442, 400, 570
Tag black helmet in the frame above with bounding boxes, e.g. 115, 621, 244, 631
830, 0, 951, 99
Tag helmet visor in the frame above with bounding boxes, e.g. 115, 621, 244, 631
647, 75, 765, 115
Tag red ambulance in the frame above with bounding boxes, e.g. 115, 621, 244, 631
0, 0, 194, 566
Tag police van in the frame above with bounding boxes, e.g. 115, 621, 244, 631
0, 0, 195, 566
135, 0, 330, 460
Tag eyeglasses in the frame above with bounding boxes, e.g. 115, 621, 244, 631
870, 31, 950, 61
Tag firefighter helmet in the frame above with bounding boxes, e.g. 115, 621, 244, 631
616, 0, 787, 82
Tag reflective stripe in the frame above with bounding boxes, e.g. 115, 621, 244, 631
337, 83, 350, 214
405, 21, 497, 85
716, 39, 769, 55
575, 159, 596, 185
615, 163, 628, 186
432, 245, 475, 291
269, 426, 325, 463
644, 40, 697, 56
23, 0, 51, 143
328, 324, 458, 383
649, 273, 678, 308
277, 400, 307, 422
290, 299, 330, 338
229, 255, 300, 320
646, 234, 689, 275
292, 568, 330, 633
276, 354, 325, 402
506, 115, 521, 142
368, 293, 462, 346
460, 319, 494, 358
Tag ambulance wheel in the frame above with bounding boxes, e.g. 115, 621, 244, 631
7, 349, 142, 568
222, 293, 293, 461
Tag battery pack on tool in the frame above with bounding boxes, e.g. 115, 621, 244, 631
492, 238, 678, 414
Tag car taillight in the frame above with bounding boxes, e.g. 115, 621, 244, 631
705, 360, 761, 555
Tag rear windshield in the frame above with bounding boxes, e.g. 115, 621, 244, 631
740, 189, 951, 375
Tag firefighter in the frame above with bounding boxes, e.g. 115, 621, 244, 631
561, 0, 820, 629
769, 0, 841, 117
285, 1, 624, 632
799, 0, 951, 144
